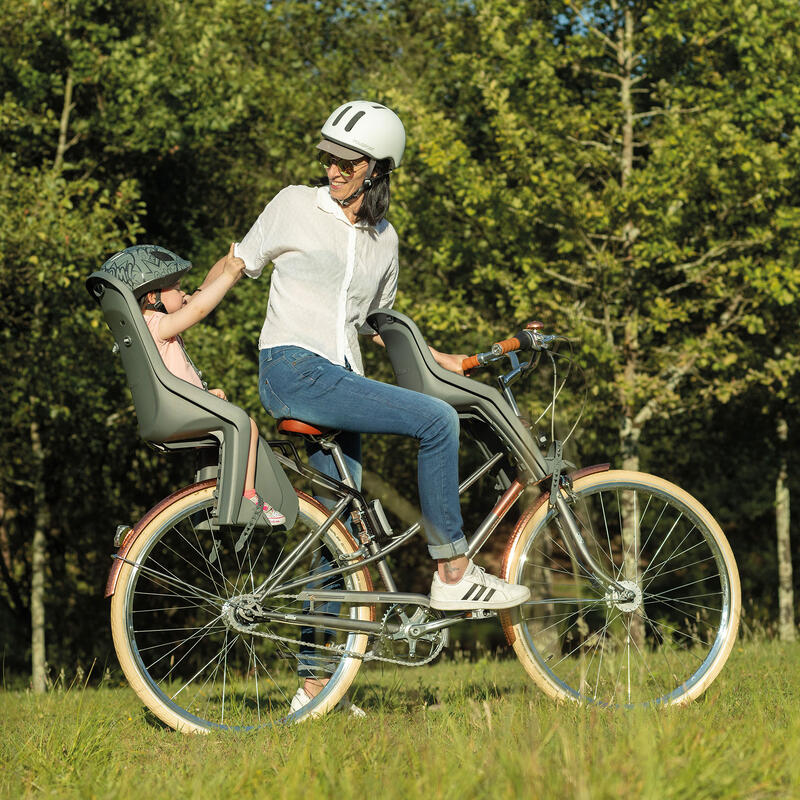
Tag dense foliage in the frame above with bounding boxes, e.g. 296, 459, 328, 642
1, 0, 799, 680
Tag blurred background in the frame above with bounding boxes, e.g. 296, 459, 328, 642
2, 0, 799, 687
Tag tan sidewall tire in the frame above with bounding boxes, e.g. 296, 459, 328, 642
503, 470, 741, 705
110, 485, 371, 732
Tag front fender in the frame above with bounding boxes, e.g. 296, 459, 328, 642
499, 463, 610, 645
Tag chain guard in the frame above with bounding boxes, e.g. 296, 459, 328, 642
221, 595, 448, 668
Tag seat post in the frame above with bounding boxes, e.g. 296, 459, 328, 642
321, 439, 357, 489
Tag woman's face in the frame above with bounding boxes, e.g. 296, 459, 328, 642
325, 157, 369, 204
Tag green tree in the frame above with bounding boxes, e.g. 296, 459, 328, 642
383, 0, 800, 467
0, 0, 426, 680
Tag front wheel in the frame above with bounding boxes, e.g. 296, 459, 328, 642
502, 470, 741, 707
110, 482, 373, 731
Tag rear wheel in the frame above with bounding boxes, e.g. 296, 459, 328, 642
502, 470, 740, 706
110, 483, 373, 731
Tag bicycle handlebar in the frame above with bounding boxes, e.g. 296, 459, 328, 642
461, 323, 555, 373
491, 337, 521, 356
461, 353, 484, 372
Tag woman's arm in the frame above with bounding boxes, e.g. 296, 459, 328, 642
370, 335, 466, 375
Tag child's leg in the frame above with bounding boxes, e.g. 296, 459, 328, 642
242, 418, 285, 524
244, 418, 259, 494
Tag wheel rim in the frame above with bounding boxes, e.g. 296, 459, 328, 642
116, 490, 369, 729
512, 478, 736, 707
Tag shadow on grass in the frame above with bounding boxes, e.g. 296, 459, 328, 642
352, 677, 516, 712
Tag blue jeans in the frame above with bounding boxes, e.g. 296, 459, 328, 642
259, 345, 467, 558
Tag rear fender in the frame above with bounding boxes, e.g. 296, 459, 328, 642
105, 480, 215, 598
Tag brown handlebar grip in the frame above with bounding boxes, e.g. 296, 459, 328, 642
493, 337, 521, 355
462, 355, 481, 372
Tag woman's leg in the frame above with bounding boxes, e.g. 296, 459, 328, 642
259, 346, 467, 556
261, 347, 528, 637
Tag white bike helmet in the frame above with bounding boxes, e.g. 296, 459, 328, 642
317, 101, 405, 169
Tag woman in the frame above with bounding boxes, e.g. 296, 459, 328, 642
201, 100, 529, 706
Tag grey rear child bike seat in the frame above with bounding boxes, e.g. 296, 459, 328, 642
367, 309, 547, 479
86, 271, 298, 528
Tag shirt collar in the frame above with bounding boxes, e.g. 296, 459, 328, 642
315, 186, 370, 228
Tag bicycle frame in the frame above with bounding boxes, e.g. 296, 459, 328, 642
245, 346, 631, 639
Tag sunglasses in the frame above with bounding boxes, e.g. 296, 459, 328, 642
318, 151, 367, 177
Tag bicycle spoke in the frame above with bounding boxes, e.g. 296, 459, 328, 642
112, 487, 371, 730
509, 473, 738, 707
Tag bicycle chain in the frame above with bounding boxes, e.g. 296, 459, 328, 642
222, 595, 443, 668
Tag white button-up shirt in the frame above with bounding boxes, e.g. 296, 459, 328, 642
235, 185, 398, 375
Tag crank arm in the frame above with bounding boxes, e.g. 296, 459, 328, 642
407, 609, 497, 637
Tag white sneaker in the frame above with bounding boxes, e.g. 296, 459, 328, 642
429, 560, 531, 610
289, 686, 366, 718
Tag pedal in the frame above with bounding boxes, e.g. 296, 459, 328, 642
465, 609, 497, 620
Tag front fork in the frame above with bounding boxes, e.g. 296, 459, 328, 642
551, 483, 635, 603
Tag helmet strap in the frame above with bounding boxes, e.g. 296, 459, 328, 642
338, 159, 376, 207
143, 289, 166, 313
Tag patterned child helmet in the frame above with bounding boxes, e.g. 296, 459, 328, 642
318, 101, 406, 168
99, 245, 192, 299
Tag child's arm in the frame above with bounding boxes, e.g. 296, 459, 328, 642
196, 250, 230, 290
157, 243, 244, 341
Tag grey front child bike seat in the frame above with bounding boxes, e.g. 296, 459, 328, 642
367, 309, 548, 480
86, 271, 298, 528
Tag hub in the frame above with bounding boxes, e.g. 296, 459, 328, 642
606, 579, 643, 613
221, 594, 262, 630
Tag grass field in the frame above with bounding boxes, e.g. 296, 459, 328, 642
2, 638, 799, 800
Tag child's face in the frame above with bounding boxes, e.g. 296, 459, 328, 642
158, 281, 187, 313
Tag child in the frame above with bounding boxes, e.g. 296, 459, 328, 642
103, 243, 284, 526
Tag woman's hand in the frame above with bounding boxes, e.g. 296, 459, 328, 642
209, 388, 227, 401
430, 347, 468, 375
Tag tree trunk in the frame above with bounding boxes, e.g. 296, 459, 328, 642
619, 408, 645, 647
29, 24, 75, 693
30, 417, 49, 693
615, 3, 644, 648
361, 469, 418, 528
775, 416, 796, 642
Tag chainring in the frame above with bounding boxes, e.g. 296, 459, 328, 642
372, 604, 448, 666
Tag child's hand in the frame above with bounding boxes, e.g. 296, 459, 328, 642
222, 242, 246, 282
209, 388, 227, 401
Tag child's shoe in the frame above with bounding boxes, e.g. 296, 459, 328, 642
244, 490, 286, 526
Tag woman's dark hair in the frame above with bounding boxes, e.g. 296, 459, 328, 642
355, 158, 392, 226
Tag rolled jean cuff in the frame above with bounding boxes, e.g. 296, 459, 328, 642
427, 535, 469, 560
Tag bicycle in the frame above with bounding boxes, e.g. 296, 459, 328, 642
87, 271, 741, 732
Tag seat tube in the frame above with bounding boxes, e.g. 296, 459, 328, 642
324, 440, 398, 593
327, 442, 357, 489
